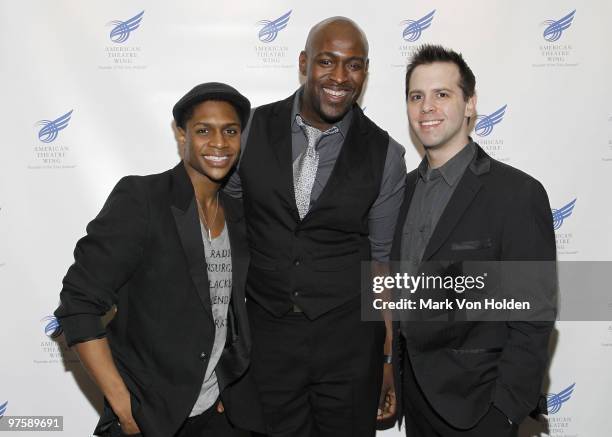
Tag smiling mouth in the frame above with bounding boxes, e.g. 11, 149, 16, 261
420, 120, 442, 127
203, 155, 231, 164
322, 87, 351, 100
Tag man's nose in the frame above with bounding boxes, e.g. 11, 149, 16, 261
209, 129, 225, 147
329, 63, 348, 83
421, 96, 435, 113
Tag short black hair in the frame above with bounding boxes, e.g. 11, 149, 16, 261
405, 44, 476, 101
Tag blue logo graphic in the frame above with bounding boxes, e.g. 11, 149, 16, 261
108, 10, 144, 44
257, 10, 292, 43
0, 401, 7, 418
36, 110, 73, 143
547, 383, 575, 414
542, 10, 576, 42
475, 105, 507, 137
42, 315, 63, 338
401, 10, 436, 42
552, 198, 576, 230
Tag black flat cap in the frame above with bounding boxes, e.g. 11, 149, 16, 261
173, 82, 251, 129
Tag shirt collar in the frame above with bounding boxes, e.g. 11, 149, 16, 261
290, 86, 352, 139
418, 141, 476, 186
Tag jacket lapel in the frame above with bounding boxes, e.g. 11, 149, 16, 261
215, 192, 251, 387
169, 163, 213, 321
421, 146, 490, 260
269, 94, 300, 221
221, 191, 249, 313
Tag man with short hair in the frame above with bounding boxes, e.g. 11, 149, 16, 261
392, 44, 556, 436
226, 16, 405, 437
55, 83, 264, 437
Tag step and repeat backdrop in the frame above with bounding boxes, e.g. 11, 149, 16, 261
1, 1, 611, 436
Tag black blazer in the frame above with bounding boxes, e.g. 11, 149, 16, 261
55, 163, 264, 437
391, 144, 556, 429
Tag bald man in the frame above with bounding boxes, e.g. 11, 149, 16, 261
226, 17, 406, 437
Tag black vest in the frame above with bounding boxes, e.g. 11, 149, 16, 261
240, 94, 389, 319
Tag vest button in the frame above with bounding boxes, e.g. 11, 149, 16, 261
294, 259, 300, 266
293, 291, 299, 297
200, 352, 207, 360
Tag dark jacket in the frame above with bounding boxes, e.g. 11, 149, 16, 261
55, 163, 264, 437
391, 145, 556, 428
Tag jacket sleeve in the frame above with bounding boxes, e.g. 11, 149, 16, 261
493, 177, 556, 424
54, 176, 149, 346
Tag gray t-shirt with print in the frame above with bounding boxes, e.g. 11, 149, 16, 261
189, 223, 232, 416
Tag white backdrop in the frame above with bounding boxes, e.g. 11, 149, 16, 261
1, 1, 611, 436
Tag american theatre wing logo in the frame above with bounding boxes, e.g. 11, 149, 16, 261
251, 10, 292, 67
107, 10, 145, 44
30, 110, 75, 169
0, 401, 7, 419
395, 10, 436, 68
535, 10, 577, 68
257, 10, 292, 43
401, 10, 436, 42
41, 315, 63, 339
547, 383, 575, 414
35, 315, 78, 365
542, 10, 576, 42
475, 105, 507, 137
36, 110, 73, 143
552, 198, 577, 231
101, 10, 146, 69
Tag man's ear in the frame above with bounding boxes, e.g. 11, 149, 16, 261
465, 92, 477, 120
176, 125, 186, 146
172, 121, 187, 159
299, 50, 307, 77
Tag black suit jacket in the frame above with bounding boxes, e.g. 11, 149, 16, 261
391, 144, 556, 428
55, 163, 264, 437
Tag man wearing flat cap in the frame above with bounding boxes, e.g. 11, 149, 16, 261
55, 82, 264, 437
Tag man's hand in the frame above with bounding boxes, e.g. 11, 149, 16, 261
112, 392, 141, 435
377, 362, 397, 421
73, 338, 141, 435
